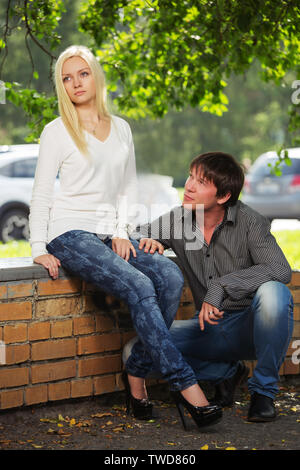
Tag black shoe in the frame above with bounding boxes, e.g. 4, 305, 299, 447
121, 371, 154, 420
247, 392, 277, 422
170, 391, 222, 430
212, 361, 249, 407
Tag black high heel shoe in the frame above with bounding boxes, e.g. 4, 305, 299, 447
121, 371, 154, 420
171, 391, 222, 430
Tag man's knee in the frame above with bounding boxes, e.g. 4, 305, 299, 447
254, 281, 293, 326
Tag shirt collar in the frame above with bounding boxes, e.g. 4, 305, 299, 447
175, 203, 238, 225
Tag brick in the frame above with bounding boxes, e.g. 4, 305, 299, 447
37, 278, 81, 296
283, 358, 300, 375
0, 302, 32, 321
4, 323, 27, 343
176, 303, 195, 320
180, 286, 194, 303
31, 360, 76, 384
48, 381, 71, 401
5, 344, 30, 364
77, 333, 121, 355
95, 315, 115, 332
0, 367, 29, 388
31, 338, 76, 361
78, 354, 121, 377
25, 385, 48, 406
7, 282, 34, 299
71, 378, 93, 398
122, 331, 137, 347
94, 375, 116, 395
0, 285, 7, 299
0, 389, 23, 409
35, 297, 81, 319
292, 322, 300, 337
293, 304, 300, 322
51, 319, 73, 338
291, 289, 300, 303
290, 271, 300, 285
73, 316, 95, 335
28, 322, 51, 341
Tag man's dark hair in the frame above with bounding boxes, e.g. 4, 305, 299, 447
190, 152, 245, 206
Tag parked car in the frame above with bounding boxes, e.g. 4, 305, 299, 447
242, 148, 300, 221
0, 144, 181, 243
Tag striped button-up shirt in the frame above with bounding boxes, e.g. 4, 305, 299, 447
136, 201, 292, 311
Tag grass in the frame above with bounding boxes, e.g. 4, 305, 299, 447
0, 230, 299, 270
0, 241, 31, 258
271, 230, 300, 271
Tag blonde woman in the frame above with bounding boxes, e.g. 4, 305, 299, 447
29, 45, 222, 429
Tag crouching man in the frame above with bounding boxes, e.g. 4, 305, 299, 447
126, 151, 294, 422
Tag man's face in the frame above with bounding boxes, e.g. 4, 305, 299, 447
183, 166, 223, 211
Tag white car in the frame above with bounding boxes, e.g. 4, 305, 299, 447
242, 149, 300, 220
0, 144, 181, 243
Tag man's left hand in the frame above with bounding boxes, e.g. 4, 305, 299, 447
199, 302, 224, 331
139, 238, 164, 255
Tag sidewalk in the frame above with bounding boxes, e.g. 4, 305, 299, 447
0, 377, 299, 452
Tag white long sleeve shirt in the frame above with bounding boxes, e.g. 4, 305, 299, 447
29, 115, 137, 260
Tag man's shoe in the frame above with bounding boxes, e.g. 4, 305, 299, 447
247, 392, 277, 422
212, 361, 249, 407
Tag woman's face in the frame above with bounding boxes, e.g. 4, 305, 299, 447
62, 55, 96, 105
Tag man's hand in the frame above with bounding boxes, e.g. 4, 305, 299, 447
139, 238, 165, 255
112, 238, 137, 261
199, 301, 224, 331
34, 254, 61, 280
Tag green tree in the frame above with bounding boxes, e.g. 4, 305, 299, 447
0, 0, 299, 173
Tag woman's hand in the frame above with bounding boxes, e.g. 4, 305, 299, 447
112, 238, 137, 261
198, 302, 224, 331
34, 254, 61, 280
138, 238, 165, 255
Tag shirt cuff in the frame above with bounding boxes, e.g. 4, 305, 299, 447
111, 228, 129, 240
204, 283, 225, 310
31, 242, 48, 261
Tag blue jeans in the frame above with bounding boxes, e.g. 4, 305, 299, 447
169, 281, 294, 399
46, 230, 198, 391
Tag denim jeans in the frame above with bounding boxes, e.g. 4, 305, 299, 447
46, 230, 198, 391
169, 281, 294, 398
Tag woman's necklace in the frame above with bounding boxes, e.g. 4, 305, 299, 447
82, 115, 100, 135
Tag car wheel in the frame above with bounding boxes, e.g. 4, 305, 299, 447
0, 209, 29, 243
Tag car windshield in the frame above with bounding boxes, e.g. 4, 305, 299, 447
249, 157, 300, 176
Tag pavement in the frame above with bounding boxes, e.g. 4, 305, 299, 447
0, 376, 299, 455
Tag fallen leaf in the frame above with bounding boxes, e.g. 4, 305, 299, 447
226, 447, 237, 450
201, 445, 209, 450
113, 427, 124, 433
91, 412, 113, 419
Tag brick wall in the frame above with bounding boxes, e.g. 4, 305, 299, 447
0, 258, 299, 411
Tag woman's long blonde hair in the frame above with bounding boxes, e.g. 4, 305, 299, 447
54, 45, 110, 155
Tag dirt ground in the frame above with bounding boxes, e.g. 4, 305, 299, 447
0, 377, 299, 454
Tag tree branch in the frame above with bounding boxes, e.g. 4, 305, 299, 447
23, 0, 57, 61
